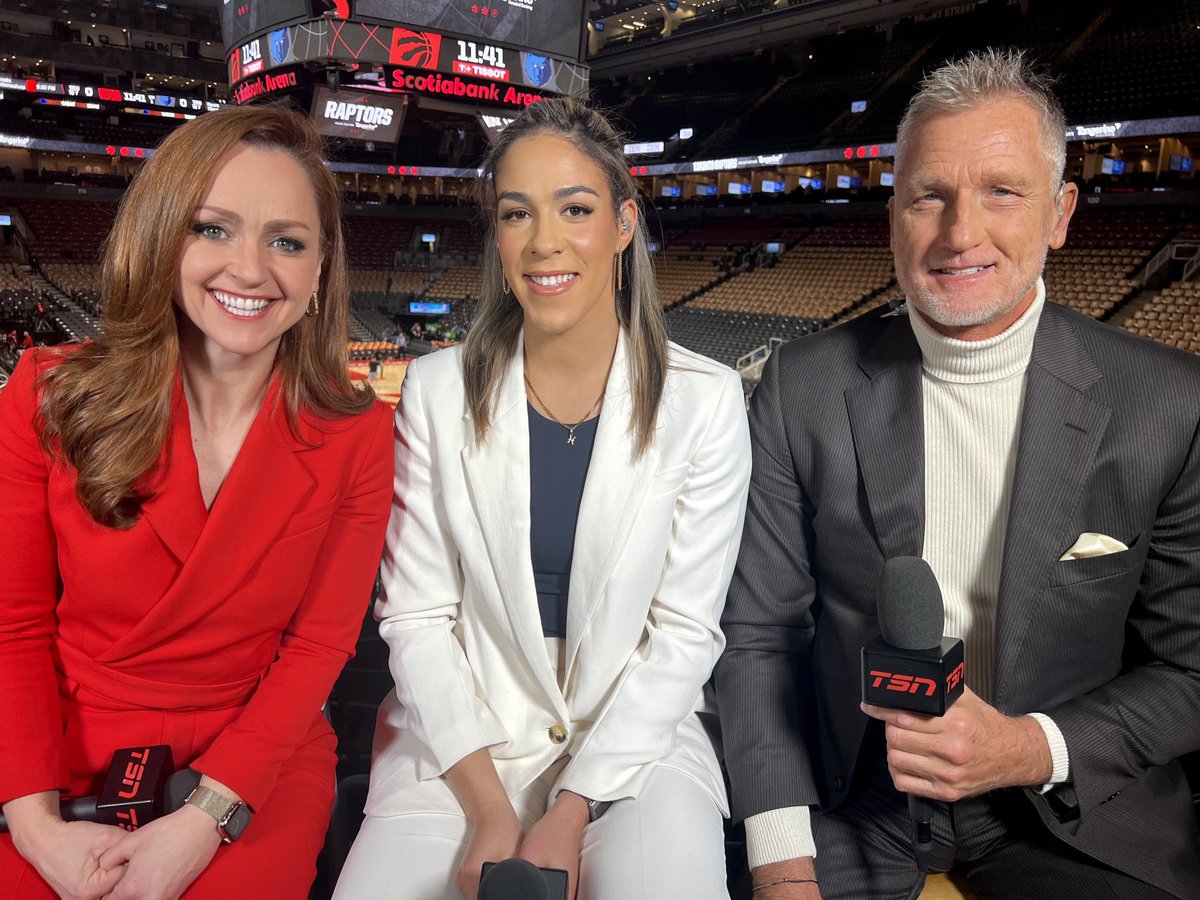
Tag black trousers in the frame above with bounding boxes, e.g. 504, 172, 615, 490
811, 730, 1181, 900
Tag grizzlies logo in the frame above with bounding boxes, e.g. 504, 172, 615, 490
269, 28, 291, 67
523, 53, 552, 88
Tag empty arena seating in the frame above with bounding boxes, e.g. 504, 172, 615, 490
1043, 248, 1146, 319
666, 306, 820, 370
653, 250, 732, 306
425, 266, 485, 302
349, 267, 432, 298
1065, 208, 1178, 251
691, 245, 895, 320
600, 0, 1200, 163
343, 216, 421, 268
1124, 281, 1200, 353
604, 58, 779, 156
42, 262, 103, 315
1056, 0, 1200, 122
11, 198, 117, 263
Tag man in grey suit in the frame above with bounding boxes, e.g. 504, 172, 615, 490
716, 49, 1200, 900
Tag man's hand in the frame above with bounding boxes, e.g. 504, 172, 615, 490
862, 686, 1053, 801
97, 803, 223, 900
751, 857, 822, 899
518, 792, 589, 900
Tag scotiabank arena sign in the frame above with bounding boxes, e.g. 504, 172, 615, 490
384, 67, 544, 108
233, 67, 301, 105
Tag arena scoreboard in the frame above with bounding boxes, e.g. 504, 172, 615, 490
223, 0, 589, 106
354, 0, 585, 62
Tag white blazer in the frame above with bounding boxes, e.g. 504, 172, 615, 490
364, 331, 751, 820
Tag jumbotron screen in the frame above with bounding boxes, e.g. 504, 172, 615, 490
311, 86, 406, 143
220, 1, 315, 50
355, 0, 587, 62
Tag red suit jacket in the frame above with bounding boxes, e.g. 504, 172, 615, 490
0, 349, 393, 897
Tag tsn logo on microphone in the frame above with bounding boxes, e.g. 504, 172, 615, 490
117, 747, 153, 800
861, 640, 965, 716
867, 661, 964, 698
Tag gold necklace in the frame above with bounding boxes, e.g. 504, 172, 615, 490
524, 373, 605, 446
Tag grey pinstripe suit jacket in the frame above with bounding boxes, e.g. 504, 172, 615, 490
715, 301, 1200, 898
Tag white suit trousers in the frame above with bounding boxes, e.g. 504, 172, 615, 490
332, 764, 730, 900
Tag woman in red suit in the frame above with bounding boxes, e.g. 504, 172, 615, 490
0, 106, 393, 899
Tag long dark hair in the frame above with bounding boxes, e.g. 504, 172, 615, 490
462, 97, 667, 456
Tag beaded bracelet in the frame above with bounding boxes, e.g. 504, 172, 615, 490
752, 877, 819, 892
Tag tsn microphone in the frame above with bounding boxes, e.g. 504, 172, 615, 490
480, 859, 569, 900
862, 557, 964, 715
0, 746, 175, 833
861, 557, 965, 865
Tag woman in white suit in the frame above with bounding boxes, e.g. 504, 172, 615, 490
335, 98, 750, 900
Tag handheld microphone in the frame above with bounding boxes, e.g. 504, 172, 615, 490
0, 746, 175, 833
479, 859, 569, 900
861, 557, 965, 861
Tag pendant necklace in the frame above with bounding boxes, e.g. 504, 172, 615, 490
524, 373, 605, 446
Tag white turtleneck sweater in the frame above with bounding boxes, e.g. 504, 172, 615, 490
745, 280, 1069, 869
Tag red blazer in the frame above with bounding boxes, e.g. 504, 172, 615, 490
0, 349, 393, 811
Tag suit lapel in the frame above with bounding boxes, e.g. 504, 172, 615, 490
845, 317, 926, 562
99, 376, 315, 661
459, 339, 564, 705
564, 332, 659, 682
139, 372, 207, 562
993, 306, 1110, 699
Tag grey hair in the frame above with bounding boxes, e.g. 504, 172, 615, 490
896, 48, 1067, 188
463, 97, 667, 456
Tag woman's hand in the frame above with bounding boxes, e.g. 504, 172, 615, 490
443, 747, 525, 900
518, 792, 589, 900
5, 791, 127, 900
18, 821, 128, 900
95, 804, 223, 900
455, 802, 524, 900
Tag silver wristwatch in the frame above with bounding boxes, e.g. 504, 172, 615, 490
581, 796, 612, 823
182, 783, 252, 842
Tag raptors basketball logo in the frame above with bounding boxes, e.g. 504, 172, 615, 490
389, 28, 443, 70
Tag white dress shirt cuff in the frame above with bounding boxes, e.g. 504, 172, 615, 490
743, 806, 817, 869
1028, 712, 1070, 791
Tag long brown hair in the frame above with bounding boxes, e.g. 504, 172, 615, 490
38, 104, 372, 528
463, 97, 668, 456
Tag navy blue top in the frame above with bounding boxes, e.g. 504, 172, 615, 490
528, 402, 598, 638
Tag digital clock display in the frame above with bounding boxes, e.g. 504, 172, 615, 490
453, 40, 509, 81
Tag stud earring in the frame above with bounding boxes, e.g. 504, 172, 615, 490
306, 291, 320, 318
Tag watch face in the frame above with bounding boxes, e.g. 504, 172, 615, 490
587, 798, 613, 822
222, 803, 252, 841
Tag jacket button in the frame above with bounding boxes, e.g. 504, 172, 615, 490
548, 723, 568, 744
833, 777, 845, 791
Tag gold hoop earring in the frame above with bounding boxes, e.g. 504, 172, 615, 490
306, 291, 320, 318
502, 274, 511, 296
615, 251, 624, 292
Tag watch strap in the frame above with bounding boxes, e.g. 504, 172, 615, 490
183, 784, 250, 842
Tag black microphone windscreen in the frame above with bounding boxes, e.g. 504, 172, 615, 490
876, 556, 944, 650
479, 859, 551, 900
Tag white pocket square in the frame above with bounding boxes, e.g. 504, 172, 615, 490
1058, 532, 1128, 562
